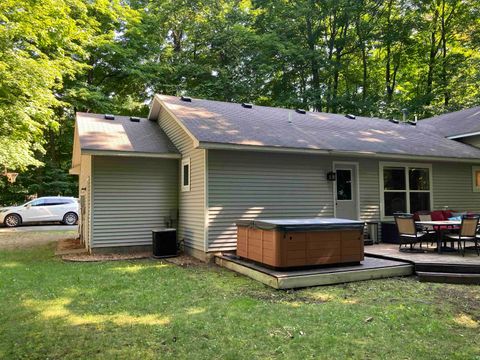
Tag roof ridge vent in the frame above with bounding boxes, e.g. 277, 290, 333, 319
130, 116, 140, 122
241, 103, 253, 109
389, 119, 399, 124
180, 96, 192, 102
104, 114, 115, 120
345, 114, 356, 119
295, 108, 306, 114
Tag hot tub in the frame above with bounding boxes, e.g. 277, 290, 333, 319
236, 218, 365, 268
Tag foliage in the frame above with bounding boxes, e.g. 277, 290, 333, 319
0, 242, 479, 359
1, 0, 480, 202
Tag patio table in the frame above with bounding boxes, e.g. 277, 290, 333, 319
416, 220, 461, 254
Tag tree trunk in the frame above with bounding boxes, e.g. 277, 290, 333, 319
440, 0, 449, 107
172, 29, 183, 52
385, 0, 394, 103
306, 15, 322, 111
325, 12, 337, 112
426, 6, 439, 105
332, 16, 349, 113
361, 44, 368, 102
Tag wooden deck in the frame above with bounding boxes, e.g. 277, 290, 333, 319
215, 255, 413, 289
365, 243, 480, 284
365, 243, 480, 267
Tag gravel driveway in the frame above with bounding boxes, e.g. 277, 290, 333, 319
0, 225, 78, 250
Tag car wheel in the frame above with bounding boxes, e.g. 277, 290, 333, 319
4, 214, 21, 227
63, 212, 78, 225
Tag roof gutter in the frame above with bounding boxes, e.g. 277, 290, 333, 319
69, 165, 80, 175
82, 149, 181, 159
198, 141, 480, 164
447, 131, 480, 140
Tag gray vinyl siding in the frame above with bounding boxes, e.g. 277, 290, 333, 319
91, 156, 178, 247
158, 108, 206, 251
432, 162, 480, 212
207, 152, 385, 251
207, 151, 334, 251
358, 159, 381, 221
207, 150, 480, 251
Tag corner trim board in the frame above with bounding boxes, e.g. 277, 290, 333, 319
152, 95, 201, 148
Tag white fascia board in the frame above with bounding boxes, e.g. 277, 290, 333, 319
82, 149, 181, 159
447, 131, 480, 140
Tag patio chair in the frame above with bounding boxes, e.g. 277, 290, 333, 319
445, 215, 480, 256
418, 214, 436, 247
394, 214, 430, 252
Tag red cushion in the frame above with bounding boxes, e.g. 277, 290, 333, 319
442, 210, 453, 219
433, 225, 457, 230
430, 210, 445, 221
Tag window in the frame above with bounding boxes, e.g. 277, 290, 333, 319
380, 163, 432, 218
473, 166, 480, 192
181, 157, 191, 192
25, 199, 45, 207
336, 169, 352, 200
45, 198, 70, 206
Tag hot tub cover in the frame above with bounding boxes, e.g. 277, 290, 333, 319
236, 218, 364, 232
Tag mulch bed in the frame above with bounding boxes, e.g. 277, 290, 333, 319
61, 252, 203, 265
62, 252, 151, 262
164, 255, 204, 267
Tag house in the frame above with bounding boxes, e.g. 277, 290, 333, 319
70, 95, 480, 260
420, 106, 480, 145
419, 107, 480, 194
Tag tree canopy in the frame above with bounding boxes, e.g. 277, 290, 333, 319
1, 0, 480, 204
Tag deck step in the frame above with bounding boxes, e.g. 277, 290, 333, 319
416, 271, 480, 285
415, 263, 480, 274
216, 255, 413, 289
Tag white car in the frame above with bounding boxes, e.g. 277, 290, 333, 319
0, 197, 79, 227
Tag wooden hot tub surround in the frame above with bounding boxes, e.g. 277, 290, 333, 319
236, 218, 365, 268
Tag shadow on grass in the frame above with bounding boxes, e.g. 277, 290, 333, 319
0, 245, 479, 359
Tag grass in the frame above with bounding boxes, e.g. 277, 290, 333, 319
0, 243, 479, 359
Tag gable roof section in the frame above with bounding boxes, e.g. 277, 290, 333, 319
76, 112, 180, 158
419, 106, 480, 139
154, 95, 480, 161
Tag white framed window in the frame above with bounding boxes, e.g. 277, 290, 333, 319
472, 166, 480, 192
379, 162, 433, 219
181, 157, 191, 192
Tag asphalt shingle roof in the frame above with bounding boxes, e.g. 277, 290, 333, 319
76, 112, 179, 155
418, 106, 480, 138
157, 95, 480, 160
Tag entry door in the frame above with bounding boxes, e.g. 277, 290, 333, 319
334, 164, 359, 220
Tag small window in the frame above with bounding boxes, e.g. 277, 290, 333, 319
472, 166, 480, 192
336, 169, 352, 200
29, 199, 45, 207
45, 198, 69, 206
181, 157, 191, 192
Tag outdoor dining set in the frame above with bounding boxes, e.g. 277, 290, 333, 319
394, 212, 480, 256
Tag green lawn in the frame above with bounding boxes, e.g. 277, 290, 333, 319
0, 244, 479, 360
